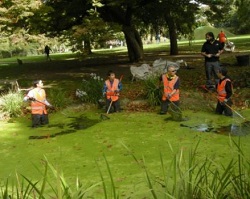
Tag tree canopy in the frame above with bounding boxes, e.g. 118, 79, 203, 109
0, 0, 247, 61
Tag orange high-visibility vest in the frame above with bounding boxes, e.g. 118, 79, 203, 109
217, 78, 232, 102
105, 79, 119, 101
162, 75, 179, 101
31, 89, 47, 115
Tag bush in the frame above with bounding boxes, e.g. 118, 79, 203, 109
0, 90, 24, 119
76, 73, 104, 104
142, 76, 162, 106
47, 88, 72, 110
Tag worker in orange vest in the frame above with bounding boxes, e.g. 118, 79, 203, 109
159, 64, 180, 115
24, 80, 53, 128
216, 67, 233, 116
103, 71, 122, 113
216, 30, 227, 48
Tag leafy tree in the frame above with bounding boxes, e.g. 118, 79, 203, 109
70, 11, 122, 55
137, 0, 233, 55
0, 0, 59, 56
0, 0, 41, 32
1, 0, 237, 61
233, 0, 250, 33
98, 0, 145, 62
30, 0, 122, 56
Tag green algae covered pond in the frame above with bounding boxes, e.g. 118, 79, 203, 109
1, 108, 250, 197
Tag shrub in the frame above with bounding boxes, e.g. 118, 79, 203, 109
47, 88, 72, 110
0, 90, 24, 119
76, 73, 104, 104
142, 76, 162, 106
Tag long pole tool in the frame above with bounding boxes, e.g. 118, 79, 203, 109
106, 100, 113, 114
101, 75, 123, 120
200, 85, 248, 121
106, 74, 123, 114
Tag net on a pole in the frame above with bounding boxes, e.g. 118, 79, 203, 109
169, 103, 183, 121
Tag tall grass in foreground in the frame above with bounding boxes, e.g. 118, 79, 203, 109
1, 139, 249, 198
0, 157, 101, 199
122, 138, 250, 199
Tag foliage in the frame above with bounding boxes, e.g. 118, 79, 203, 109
76, 73, 103, 104
142, 76, 162, 106
47, 88, 73, 110
123, 139, 250, 199
0, 90, 24, 119
70, 12, 123, 54
0, 0, 66, 57
233, 0, 250, 34
0, 157, 101, 199
96, 155, 119, 199
0, 0, 40, 33
0, 0, 239, 61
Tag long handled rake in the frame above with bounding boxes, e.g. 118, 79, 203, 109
168, 100, 183, 121
106, 100, 113, 114
105, 74, 123, 115
100, 74, 123, 120
200, 85, 248, 121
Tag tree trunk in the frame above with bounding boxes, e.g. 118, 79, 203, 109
83, 39, 92, 55
165, 14, 178, 55
100, 3, 144, 62
169, 27, 178, 55
122, 25, 144, 62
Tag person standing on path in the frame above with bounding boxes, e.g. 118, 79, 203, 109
201, 32, 224, 90
44, 45, 52, 61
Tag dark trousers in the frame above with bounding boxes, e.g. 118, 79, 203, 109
220, 42, 225, 49
161, 100, 179, 113
32, 114, 49, 128
46, 53, 51, 61
205, 61, 220, 86
215, 99, 233, 116
106, 99, 120, 113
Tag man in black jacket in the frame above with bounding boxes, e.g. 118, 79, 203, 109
201, 32, 224, 90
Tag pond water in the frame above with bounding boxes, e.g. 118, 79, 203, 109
29, 114, 100, 139
180, 121, 250, 136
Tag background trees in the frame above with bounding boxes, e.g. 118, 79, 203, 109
232, 0, 250, 34
0, 0, 248, 61
0, 0, 62, 57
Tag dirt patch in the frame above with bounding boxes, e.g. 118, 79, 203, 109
1, 50, 249, 111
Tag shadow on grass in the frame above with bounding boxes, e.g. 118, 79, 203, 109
29, 114, 100, 139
